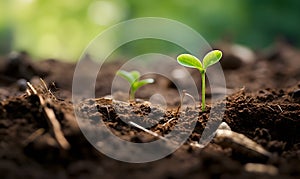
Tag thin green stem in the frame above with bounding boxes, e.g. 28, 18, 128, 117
129, 88, 135, 101
201, 71, 206, 112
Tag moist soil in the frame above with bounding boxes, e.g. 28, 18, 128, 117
1, 42, 300, 178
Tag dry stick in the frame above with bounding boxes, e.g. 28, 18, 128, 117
27, 82, 70, 150
267, 106, 275, 111
277, 105, 283, 112
128, 121, 169, 142
190, 122, 272, 159
27, 82, 37, 94
39, 78, 56, 97
26, 88, 32, 96
42, 101, 70, 150
39, 78, 48, 90
214, 128, 272, 158
23, 128, 45, 145
162, 117, 176, 127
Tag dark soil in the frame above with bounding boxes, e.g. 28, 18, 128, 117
1, 41, 300, 178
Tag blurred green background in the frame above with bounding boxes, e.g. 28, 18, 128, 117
1, 0, 300, 61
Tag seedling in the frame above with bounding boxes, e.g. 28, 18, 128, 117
116, 70, 154, 101
177, 50, 222, 112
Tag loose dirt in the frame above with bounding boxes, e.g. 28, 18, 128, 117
1, 42, 300, 178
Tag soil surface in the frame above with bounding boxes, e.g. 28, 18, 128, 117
1, 41, 300, 178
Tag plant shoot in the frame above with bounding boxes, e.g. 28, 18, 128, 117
177, 50, 222, 111
116, 70, 154, 101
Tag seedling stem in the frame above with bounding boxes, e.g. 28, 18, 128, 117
201, 71, 206, 111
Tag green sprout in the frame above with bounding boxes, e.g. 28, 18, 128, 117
116, 70, 154, 101
177, 50, 222, 112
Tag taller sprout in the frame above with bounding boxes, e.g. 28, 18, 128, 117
177, 50, 222, 112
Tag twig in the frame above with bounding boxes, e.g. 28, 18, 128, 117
42, 99, 70, 150
27, 82, 37, 95
267, 106, 275, 111
162, 117, 175, 127
214, 124, 272, 158
39, 78, 56, 98
39, 78, 48, 90
26, 82, 70, 150
277, 105, 283, 113
128, 121, 168, 142
23, 128, 45, 145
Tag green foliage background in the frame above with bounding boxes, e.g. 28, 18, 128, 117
1, 0, 300, 60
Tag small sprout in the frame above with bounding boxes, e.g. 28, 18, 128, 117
177, 50, 222, 112
116, 70, 154, 101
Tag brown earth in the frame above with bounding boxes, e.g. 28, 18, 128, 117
0, 41, 300, 178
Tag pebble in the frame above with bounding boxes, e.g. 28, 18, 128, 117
17, 78, 27, 92
214, 42, 256, 69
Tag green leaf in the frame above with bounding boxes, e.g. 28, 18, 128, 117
116, 70, 136, 84
203, 50, 222, 69
130, 71, 140, 81
177, 54, 203, 70
132, 78, 154, 90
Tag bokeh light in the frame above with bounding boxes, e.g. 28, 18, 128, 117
1, 0, 300, 60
